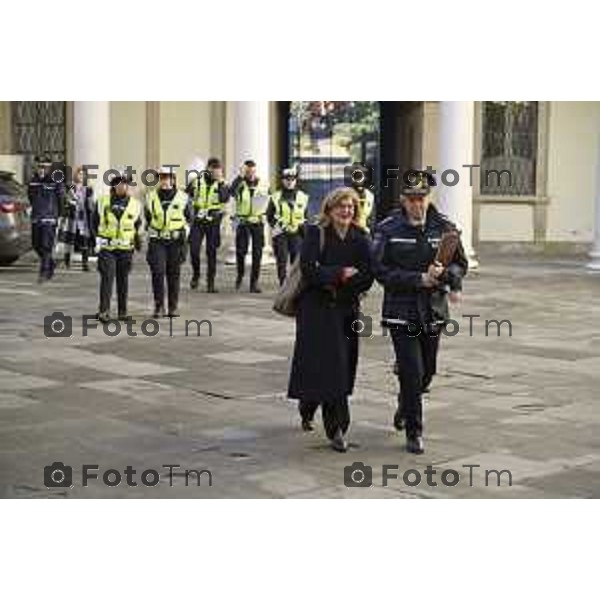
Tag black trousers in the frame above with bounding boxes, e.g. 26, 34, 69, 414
298, 396, 350, 440
31, 222, 56, 278
235, 222, 264, 287
189, 219, 221, 283
272, 231, 302, 285
97, 249, 132, 315
390, 325, 440, 437
147, 239, 183, 312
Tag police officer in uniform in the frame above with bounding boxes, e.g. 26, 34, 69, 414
266, 167, 309, 286
27, 155, 65, 282
187, 157, 229, 292
352, 179, 375, 233
146, 167, 188, 318
93, 171, 142, 322
230, 159, 270, 293
371, 172, 468, 454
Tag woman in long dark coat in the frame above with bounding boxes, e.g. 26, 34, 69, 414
288, 187, 373, 452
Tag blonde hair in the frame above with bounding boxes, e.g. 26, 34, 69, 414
318, 187, 362, 228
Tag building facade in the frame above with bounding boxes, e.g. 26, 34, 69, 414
1, 101, 599, 263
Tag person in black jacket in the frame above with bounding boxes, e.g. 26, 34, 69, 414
371, 173, 468, 454
27, 155, 65, 282
288, 187, 373, 452
186, 157, 229, 292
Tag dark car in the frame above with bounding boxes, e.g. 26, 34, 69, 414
0, 171, 31, 265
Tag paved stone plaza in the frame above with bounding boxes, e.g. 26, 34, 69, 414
0, 250, 599, 498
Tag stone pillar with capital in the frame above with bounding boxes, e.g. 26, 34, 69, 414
437, 101, 478, 268
225, 101, 275, 265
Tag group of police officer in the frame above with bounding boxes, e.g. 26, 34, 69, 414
27, 154, 465, 454
27, 155, 376, 321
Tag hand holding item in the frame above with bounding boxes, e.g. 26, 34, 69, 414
428, 261, 445, 278
340, 266, 358, 282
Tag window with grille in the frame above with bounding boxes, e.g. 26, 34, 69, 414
12, 101, 66, 181
481, 101, 538, 196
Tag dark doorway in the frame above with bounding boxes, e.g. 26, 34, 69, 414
279, 101, 424, 221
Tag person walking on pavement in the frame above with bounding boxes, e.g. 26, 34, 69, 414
230, 159, 270, 293
287, 187, 374, 452
60, 166, 96, 271
187, 157, 229, 293
266, 167, 309, 286
93, 171, 142, 323
145, 166, 188, 318
27, 155, 65, 282
371, 172, 468, 454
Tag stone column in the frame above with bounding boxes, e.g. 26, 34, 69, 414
438, 101, 478, 268
226, 101, 274, 265
587, 136, 600, 270
73, 101, 110, 197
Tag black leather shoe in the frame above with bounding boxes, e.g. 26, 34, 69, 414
301, 418, 314, 432
393, 409, 405, 431
249, 286, 262, 294
167, 311, 180, 319
152, 306, 165, 319
98, 311, 111, 324
235, 277, 242, 291
118, 314, 129, 322
190, 277, 199, 290
206, 281, 217, 293
406, 435, 424, 454
331, 429, 348, 453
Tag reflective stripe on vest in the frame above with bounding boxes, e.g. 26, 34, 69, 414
271, 190, 308, 233
358, 189, 374, 230
192, 178, 222, 212
97, 195, 139, 251
235, 181, 269, 223
148, 191, 187, 237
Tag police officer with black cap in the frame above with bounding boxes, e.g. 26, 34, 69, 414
350, 170, 375, 233
230, 159, 270, 293
266, 167, 309, 285
371, 170, 468, 454
186, 157, 229, 293
93, 170, 142, 323
27, 155, 65, 282
145, 166, 189, 318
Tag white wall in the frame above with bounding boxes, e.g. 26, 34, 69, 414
546, 101, 600, 242
110, 101, 146, 185
160, 102, 212, 184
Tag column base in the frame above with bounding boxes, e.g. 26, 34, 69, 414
586, 249, 600, 271
467, 253, 479, 271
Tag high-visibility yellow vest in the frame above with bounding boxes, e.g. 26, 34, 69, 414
358, 189, 374, 231
235, 180, 269, 224
147, 190, 187, 238
192, 177, 222, 213
97, 195, 139, 251
271, 190, 309, 233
